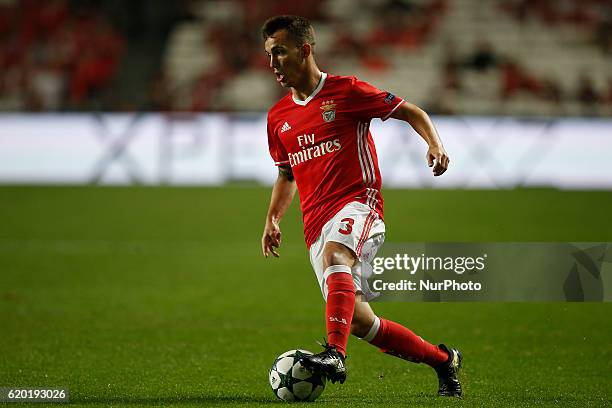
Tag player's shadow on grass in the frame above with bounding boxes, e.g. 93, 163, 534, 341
70, 395, 276, 405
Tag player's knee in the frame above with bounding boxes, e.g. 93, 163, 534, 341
322, 242, 356, 269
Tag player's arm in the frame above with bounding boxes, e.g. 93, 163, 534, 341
391, 102, 449, 176
262, 165, 297, 258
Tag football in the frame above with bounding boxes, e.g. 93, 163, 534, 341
269, 349, 326, 402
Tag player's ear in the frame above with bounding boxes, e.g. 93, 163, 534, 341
300, 43, 311, 60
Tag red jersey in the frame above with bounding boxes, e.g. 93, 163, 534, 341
266, 73, 404, 247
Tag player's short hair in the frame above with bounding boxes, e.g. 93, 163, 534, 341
261, 15, 315, 48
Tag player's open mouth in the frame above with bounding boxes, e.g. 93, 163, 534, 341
275, 72, 285, 83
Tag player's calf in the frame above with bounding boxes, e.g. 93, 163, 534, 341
355, 314, 463, 397
350, 296, 377, 338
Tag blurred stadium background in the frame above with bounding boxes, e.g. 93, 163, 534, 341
1, 0, 611, 406
1, 0, 612, 115
0, 0, 611, 188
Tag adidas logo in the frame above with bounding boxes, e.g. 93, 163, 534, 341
280, 122, 291, 133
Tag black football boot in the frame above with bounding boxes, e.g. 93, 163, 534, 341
300, 342, 347, 384
434, 344, 463, 397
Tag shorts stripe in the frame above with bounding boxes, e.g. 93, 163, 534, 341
356, 210, 377, 256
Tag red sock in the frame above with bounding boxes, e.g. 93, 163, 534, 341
325, 267, 355, 357
369, 318, 448, 367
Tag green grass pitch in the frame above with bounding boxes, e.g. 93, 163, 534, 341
1, 186, 611, 407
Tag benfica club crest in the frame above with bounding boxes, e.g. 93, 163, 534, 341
320, 100, 336, 122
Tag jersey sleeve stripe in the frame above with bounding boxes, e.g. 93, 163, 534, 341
362, 123, 377, 184
275, 160, 290, 166
382, 99, 405, 121
356, 122, 370, 184
361, 122, 375, 184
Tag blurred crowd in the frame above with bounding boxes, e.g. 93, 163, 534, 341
148, 0, 449, 111
150, 0, 612, 116
0, 0, 124, 111
1, 0, 611, 116
430, 0, 612, 116
501, 0, 612, 54
434, 39, 612, 116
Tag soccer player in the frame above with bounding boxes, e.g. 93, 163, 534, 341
260, 15, 462, 397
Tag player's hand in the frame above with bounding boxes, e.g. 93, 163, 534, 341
426, 145, 449, 176
262, 217, 282, 258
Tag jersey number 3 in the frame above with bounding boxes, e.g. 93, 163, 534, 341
338, 218, 355, 235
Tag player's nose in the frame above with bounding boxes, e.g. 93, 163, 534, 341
269, 55, 279, 69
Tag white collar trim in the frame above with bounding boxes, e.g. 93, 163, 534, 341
292, 72, 327, 106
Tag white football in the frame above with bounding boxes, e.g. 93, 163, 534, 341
269, 349, 326, 402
